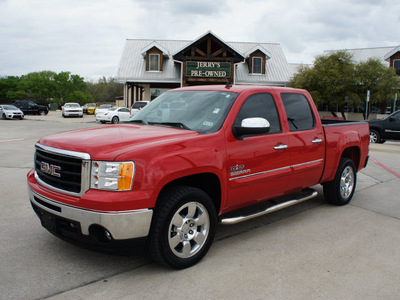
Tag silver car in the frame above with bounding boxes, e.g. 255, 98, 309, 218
0, 104, 24, 120
62, 103, 83, 118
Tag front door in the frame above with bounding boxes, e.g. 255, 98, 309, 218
118, 108, 131, 122
384, 111, 400, 140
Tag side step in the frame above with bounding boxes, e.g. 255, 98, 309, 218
220, 188, 318, 225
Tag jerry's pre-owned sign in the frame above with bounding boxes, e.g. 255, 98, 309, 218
186, 61, 231, 78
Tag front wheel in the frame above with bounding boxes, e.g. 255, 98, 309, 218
148, 186, 217, 269
323, 158, 356, 206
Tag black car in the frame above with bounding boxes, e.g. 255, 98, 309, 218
368, 110, 400, 143
12, 100, 48, 116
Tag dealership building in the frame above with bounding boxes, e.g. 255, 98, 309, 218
116, 31, 400, 108
116, 31, 297, 107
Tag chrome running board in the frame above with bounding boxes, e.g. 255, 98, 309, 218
220, 188, 318, 225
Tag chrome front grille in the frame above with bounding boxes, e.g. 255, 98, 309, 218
34, 144, 91, 196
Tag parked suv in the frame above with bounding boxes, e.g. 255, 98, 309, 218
12, 100, 48, 116
368, 110, 400, 143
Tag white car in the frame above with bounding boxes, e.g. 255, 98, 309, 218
0, 104, 24, 120
96, 107, 131, 124
95, 104, 113, 116
130, 101, 149, 116
62, 103, 83, 117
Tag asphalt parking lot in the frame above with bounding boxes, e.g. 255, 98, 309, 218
1, 113, 400, 300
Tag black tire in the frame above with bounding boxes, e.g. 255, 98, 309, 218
369, 129, 381, 143
100, 120, 106, 124
1, 113, 6, 120
148, 185, 217, 269
111, 116, 119, 124
40, 110, 46, 116
323, 158, 357, 206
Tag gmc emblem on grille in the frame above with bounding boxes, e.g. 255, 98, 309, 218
40, 162, 61, 178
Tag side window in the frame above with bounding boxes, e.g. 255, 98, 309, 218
234, 93, 281, 134
393, 60, 400, 75
281, 93, 315, 131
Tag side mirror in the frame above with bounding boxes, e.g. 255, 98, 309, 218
233, 117, 270, 140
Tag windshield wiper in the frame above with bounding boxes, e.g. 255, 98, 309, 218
130, 119, 148, 125
148, 122, 191, 130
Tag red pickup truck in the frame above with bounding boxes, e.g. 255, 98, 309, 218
28, 85, 369, 269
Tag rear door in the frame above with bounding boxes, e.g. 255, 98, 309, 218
226, 92, 291, 211
280, 92, 325, 191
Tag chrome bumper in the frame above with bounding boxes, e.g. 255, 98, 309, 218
28, 187, 153, 240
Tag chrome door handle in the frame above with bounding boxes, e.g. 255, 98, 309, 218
312, 138, 323, 144
274, 144, 288, 150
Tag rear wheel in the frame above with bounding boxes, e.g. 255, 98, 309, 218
111, 116, 119, 124
323, 158, 356, 206
148, 186, 217, 269
369, 129, 381, 143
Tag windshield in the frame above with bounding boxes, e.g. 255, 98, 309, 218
65, 103, 80, 108
132, 102, 148, 109
131, 90, 238, 133
1, 105, 19, 110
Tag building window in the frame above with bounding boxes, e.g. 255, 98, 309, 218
252, 57, 262, 74
394, 60, 400, 75
149, 54, 160, 71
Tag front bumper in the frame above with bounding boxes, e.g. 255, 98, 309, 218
29, 187, 153, 241
5, 113, 24, 119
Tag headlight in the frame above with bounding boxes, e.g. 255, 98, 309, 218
91, 161, 135, 191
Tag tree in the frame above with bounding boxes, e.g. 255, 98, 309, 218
354, 58, 400, 114
18, 71, 56, 103
289, 51, 355, 117
289, 51, 400, 118
0, 76, 24, 101
87, 77, 123, 103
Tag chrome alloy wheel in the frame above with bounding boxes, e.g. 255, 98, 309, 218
168, 202, 210, 259
370, 131, 378, 143
340, 166, 354, 199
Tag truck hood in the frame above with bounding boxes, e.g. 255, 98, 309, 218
39, 124, 199, 160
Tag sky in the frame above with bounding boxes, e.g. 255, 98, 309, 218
1, 0, 399, 80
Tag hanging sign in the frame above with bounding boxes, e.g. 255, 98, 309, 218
186, 61, 231, 78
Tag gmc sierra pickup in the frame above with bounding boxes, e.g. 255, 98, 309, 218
28, 85, 369, 269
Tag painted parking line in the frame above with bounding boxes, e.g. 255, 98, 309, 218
0, 137, 37, 144
370, 157, 400, 179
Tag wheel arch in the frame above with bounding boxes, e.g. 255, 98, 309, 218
341, 146, 361, 170
156, 173, 222, 214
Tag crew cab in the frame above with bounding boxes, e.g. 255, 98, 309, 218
13, 100, 48, 116
368, 110, 400, 143
27, 85, 369, 269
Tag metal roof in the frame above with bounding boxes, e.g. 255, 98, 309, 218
324, 46, 397, 66
116, 38, 294, 85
